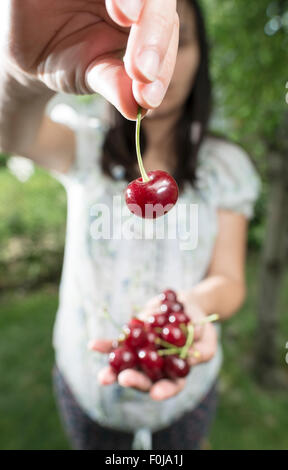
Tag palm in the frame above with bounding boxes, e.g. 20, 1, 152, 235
11, 1, 128, 89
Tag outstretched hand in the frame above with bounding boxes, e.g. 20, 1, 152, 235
88, 293, 218, 401
4, 0, 179, 119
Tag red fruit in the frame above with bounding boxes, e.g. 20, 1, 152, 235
161, 324, 186, 347
109, 347, 137, 374
168, 312, 190, 326
123, 325, 147, 349
159, 289, 177, 302
160, 301, 184, 315
164, 355, 190, 379
137, 347, 164, 382
146, 328, 159, 348
147, 312, 169, 328
128, 317, 145, 328
125, 170, 179, 219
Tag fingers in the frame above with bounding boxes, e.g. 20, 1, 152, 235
88, 338, 114, 353
107, 0, 145, 26
188, 323, 218, 366
87, 0, 178, 118
118, 368, 152, 391
129, 14, 179, 109
98, 365, 118, 385
86, 56, 147, 120
190, 321, 203, 342
150, 378, 186, 401
138, 295, 162, 320
98, 365, 186, 402
124, 0, 177, 82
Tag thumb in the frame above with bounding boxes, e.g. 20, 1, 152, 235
86, 56, 147, 120
88, 338, 114, 353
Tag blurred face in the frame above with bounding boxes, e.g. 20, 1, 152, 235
146, 0, 200, 119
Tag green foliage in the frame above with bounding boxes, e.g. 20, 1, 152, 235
0, 165, 66, 290
203, 0, 288, 148
201, 0, 288, 249
211, 254, 288, 449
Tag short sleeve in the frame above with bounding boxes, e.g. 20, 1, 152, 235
197, 136, 261, 219
46, 93, 110, 186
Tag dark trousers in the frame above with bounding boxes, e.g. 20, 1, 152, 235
52, 363, 218, 450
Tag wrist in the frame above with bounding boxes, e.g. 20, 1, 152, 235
177, 288, 211, 316
1, 58, 55, 103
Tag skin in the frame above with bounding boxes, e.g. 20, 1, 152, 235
141, 0, 201, 174
1, 0, 179, 120
0, 0, 248, 400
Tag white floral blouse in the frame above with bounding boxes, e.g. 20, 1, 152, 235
47, 94, 261, 449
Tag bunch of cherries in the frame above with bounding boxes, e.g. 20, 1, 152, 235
109, 289, 195, 382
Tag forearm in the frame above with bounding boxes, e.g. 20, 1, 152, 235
179, 275, 246, 320
0, 68, 54, 155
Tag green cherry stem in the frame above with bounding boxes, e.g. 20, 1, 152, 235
136, 105, 149, 183
194, 314, 219, 326
180, 323, 195, 359
155, 337, 181, 349
158, 347, 182, 356
101, 306, 122, 331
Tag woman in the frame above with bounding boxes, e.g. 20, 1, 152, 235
0, 0, 260, 450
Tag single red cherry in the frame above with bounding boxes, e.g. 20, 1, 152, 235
109, 347, 137, 374
125, 106, 178, 219
159, 289, 177, 303
145, 327, 159, 348
168, 312, 190, 326
123, 325, 147, 349
164, 355, 190, 379
125, 170, 178, 219
161, 324, 187, 347
147, 312, 169, 328
160, 300, 184, 315
137, 347, 164, 382
128, 317, 145, 328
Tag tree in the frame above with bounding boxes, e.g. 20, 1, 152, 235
202, 0, 288, 386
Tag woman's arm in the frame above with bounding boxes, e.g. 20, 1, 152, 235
0, 72, 75, 173
178, 209, 248, 320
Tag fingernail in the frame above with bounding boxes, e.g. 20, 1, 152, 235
118, 0, 143, 22
142, 80, 165, 107
137, 49, 160, 81
151, 389, 163, 400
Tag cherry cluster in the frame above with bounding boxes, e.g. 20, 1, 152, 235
109, 289, 195, 382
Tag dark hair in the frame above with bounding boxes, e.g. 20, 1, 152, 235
101, 0, 212, 192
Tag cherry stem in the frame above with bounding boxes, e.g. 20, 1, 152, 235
158, 348, 182, 356
180, 323, 194, 359
194, 314, 219, 326
179, 323, 188, 334
136, 105, 149, 182
101, 306, 122, 331
155, 337, 180, 349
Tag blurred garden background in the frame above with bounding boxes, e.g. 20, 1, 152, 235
0, 0, 288, 449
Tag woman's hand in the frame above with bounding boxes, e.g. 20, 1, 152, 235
2, 0, 179, 119
88, 292, 218, 401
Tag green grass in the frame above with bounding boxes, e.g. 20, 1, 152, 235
0, 288, 69, 450
0, 256, 287, 450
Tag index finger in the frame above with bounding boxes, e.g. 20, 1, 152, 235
123, 0, 178, 84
